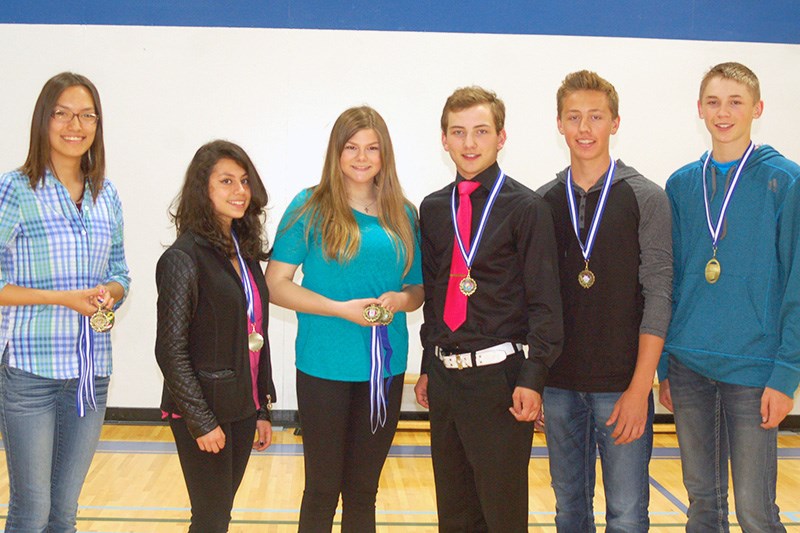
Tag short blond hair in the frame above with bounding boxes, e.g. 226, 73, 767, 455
441, 86, 505, 132
699, 62, 760, 102
556, 70, 619, 119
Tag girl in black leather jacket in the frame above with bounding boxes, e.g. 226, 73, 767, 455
155, 140, 275, 532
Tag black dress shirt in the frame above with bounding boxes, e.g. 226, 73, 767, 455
419, 162, 564, 393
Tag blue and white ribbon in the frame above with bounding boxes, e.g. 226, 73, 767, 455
702, 142, 754, 250
450, 169, 506, 270
566, 159, 616, 263
369, 325, 394, 434
231, 230, 256, 325
76, 317, 97, 417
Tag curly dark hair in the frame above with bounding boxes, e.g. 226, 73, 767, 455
171, 140, 269, 261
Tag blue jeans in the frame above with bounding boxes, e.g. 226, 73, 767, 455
544, 386, 653, 533
0, 364, 109, 533
668, 356, 785, 532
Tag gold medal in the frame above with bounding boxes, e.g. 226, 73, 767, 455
705, 257, 721, 284
363, 303, 393, 326
89, 306, 115, 333
459, 272, 477, 296
578, 269, 595, 289
248, 331, 265, 351
363, 303, 382, 323
378, 306, 394, 326
578, 261, 595, 289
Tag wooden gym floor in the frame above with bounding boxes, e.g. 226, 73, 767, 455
1, 422, 799, 532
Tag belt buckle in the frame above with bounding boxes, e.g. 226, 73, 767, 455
456, 353, 464, 370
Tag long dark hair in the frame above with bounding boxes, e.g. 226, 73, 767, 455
21, 72, 106, 201
171, 140, 269, 261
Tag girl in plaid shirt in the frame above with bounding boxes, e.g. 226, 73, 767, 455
0, 72, 130, 532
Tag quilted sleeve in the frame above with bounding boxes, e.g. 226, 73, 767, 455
155, 248, 219, 438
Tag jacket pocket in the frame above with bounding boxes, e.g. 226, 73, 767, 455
197, 369, 244, 423
198, 369, 236, 380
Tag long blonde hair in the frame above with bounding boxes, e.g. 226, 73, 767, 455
288, 106, 417, 274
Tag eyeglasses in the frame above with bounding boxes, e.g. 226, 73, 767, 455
50, 108, 100, 126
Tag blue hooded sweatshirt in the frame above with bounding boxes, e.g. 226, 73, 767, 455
659, 145, 800, 397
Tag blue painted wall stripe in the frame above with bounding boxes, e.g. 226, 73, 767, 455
1, 1, 799, 45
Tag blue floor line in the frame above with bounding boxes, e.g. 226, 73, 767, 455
650, 475, 689, 514
3, 439, 798, 460
2, 503, 799, 526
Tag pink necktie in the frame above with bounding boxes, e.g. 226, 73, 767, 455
443, 180, 481, 331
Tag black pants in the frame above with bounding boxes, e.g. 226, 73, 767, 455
428, 353, 534, 533
170, 414, 257, 532
296, 369, 403, 533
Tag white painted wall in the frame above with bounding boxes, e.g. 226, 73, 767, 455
0, 24, 798, 412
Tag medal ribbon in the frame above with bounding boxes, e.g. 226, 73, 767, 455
450, 169, 506, 270
74, 189, 96, 418
76, 317, 97, 417
369, 325, 394, 434
231, 230, 257, 332
702, 142, 754, 250
566, 159, 616, 263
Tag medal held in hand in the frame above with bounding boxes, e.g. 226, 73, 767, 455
364, 303, 382, 323
378, 306, 394, 325
363, 303, 393, 325
89, 306, 115, 333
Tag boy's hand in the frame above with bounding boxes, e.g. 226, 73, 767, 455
658, 379, 673, 412
509, 387, 541, 422
760, 387, 793, 429
606, 389, 649, 445
414, 374, 429, 409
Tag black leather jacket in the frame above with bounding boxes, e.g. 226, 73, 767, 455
155, 231, 276, 438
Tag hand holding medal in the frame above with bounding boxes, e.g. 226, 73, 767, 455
362, 297, 398, 433
89, 288, 115, 333
90, 306, 115, 333
363, 303, 394, 325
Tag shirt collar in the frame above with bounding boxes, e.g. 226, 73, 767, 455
40, 168, 58, 189
41, 168, 93, 193
455, 161, 500, 192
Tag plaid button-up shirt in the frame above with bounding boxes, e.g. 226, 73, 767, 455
0, 169, 130, 378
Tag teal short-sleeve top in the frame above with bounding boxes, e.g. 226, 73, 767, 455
271, 189, 422, 381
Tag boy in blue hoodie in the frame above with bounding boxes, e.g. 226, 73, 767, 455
659, 62, 800, 532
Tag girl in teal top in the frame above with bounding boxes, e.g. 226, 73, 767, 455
267, 106, 423, 532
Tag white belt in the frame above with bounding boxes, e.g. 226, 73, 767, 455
435, 342, 523, 370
